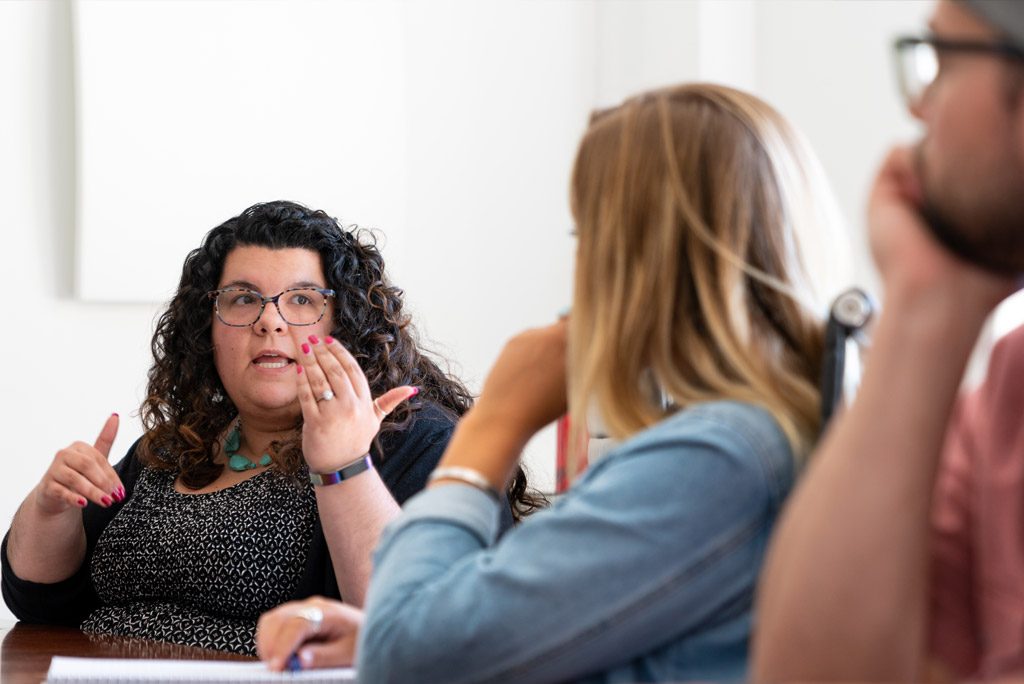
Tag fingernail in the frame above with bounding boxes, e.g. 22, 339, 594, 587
300, 649, 313, 666
101, 495, 111, 506
297, 365, 304, 375
77, 498, 87, 508
111, 490, 121, 502
324, 336, 334, 344
308, 335, 319, 344
119, 486, 125, 499
410, 387, 420, 397
112, 412, 119, 418
301, 343, 311, 354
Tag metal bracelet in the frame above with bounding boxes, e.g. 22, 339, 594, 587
308, 454, 373, 487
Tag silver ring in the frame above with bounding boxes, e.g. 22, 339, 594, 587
296, 605, 324, 633
317, 389, 335, 403
373, 397, 386, 417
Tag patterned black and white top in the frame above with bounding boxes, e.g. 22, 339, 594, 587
80, 466, 316, 656
0, 404, 498, 651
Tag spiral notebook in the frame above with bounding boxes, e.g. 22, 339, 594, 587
45, 656, 356, 682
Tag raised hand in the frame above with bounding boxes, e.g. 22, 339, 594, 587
430, 320, 568, 491
473, 320, 568, 437
33, 413, 125, 516
292, 334, 416, 473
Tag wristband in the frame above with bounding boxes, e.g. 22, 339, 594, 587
428, 466, 501, 501
309, 454, 373, 487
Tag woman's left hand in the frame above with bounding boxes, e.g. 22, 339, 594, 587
293, 334, 417, 473
256, 597, 363, 672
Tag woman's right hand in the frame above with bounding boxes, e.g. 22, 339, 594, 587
472, 320, 569, 437
33, 413, 125, 516
428, 321, 569, 491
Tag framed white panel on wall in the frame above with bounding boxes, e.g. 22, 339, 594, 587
72, 0, 408, 303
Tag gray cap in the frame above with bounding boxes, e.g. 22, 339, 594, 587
962, 0, 1024, 48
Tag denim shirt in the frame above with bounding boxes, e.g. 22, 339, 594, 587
358, 400, 796, 684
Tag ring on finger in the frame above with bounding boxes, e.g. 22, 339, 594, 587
316, 389, 335, 403
295, 605, 324, 633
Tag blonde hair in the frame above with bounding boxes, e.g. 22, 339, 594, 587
568, 83, 833, 478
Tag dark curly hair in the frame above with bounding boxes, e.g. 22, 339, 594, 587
138, 200, 544, 520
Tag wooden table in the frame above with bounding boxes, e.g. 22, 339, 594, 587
0, 621, 254, 684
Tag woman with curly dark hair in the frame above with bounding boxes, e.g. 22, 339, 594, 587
1, 200, 534, 656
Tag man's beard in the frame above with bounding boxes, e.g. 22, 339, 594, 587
915, 144, 1024, 275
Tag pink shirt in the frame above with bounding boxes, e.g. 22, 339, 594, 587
931, 324, 1024, 678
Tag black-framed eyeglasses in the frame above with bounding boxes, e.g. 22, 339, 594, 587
207, 287, 336, 327
894, 35, 1024, 108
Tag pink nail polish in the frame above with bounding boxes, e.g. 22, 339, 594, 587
410, 387, 420, 397
112, 412, 119, 418
297, 365, 304, 375
77, 498, 87, 508
118, 487, 126, 499
308, 335, 319, 344
324, 336, 334, 344
101, 495, 111, 506
111, 490, 121, 502
301, 343, 311, 354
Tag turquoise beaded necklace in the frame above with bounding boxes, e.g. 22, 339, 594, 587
224, 421, 272, 471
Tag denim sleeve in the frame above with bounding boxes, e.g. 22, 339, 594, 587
357, 408, 790, 684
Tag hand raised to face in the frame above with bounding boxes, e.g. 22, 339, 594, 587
473, 320, 569, 437
426, 320, 568, 495
869, 146, 1017, 312
292, 333, 417, 473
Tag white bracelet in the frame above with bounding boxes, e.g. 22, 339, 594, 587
428, 466, 501, 501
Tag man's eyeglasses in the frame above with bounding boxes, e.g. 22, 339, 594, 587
894, 35, 1024, 109
207, 287, 336, 327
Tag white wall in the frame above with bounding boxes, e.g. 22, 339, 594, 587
1, 0, 160, 623
754, 0, 931, 293
1, 0, 937, 624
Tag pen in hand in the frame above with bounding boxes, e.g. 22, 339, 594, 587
256, 599, 363, 672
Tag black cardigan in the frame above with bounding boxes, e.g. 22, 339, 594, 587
2, 403, 511, 625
